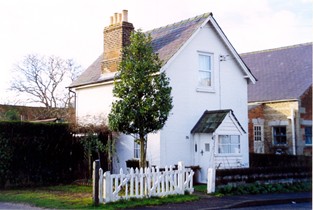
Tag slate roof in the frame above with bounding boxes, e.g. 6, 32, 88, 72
69, 13, 211, 88
241, 43, 312, 103
191, 109, 246, 134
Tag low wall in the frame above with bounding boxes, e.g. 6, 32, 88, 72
215, 166, 312, 187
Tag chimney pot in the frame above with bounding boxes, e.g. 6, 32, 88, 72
110, 16, 113, 25
118, 13, 122, 23
114, 13, 118, 24
122, 10, 128, 22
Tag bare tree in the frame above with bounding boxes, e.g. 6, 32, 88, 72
10, 54, 81, 109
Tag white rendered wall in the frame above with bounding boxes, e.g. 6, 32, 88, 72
75, 83, 114, 125
159, 21, 249, 168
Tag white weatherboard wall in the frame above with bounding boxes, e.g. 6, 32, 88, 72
157, 21, 249, 169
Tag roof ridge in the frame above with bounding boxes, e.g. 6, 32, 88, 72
241, 42, 312, 56
146, 12, 211, 34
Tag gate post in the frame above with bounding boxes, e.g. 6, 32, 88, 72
92, 160, 100, 206
207, 167, 216, 193
178, 161, 184, 194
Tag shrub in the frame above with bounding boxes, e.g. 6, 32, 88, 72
0, 121, 85, 188
215, 181, 312, 196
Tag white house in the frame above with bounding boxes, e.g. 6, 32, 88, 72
69, 11, 256, 183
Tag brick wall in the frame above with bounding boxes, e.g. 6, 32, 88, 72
102, 21, 134, 72
300, 86, 312, 156
248, 104, 264, 153
263, 101, 298, 154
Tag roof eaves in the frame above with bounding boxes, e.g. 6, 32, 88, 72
69, 76, 114, 89
209, 16, 257, 84
229, 110, 246, 134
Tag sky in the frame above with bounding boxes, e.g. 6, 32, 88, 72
0, 0, 312, 105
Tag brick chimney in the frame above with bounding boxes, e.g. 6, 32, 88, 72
102, 10, 134, 73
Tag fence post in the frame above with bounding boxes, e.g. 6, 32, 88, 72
99, 168, 103, 203
207, 167, 216, 193
92, 160, 100, 206
103, 171, 111, 203
178, 161, 184, 194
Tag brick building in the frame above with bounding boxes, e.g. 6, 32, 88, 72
242, 43, 312, 156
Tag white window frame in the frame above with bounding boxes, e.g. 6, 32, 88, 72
197, 51, 214, 92
254, 125, 264, 142
217, 135, 240, 155
134, 141, 140, 159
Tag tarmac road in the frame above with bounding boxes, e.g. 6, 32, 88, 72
234, 202, 312, 210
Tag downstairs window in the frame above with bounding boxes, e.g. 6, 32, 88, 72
218, 135, 240, 154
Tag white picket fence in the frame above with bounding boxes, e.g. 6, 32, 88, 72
98, 161, 194, 203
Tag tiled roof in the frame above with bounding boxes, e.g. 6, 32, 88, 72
149, 13, 210, 64
191, 109, 246, 134
69, 13, 211, 88
69, 54, 104, 88
191, 110, 230, 133
241, 43, 312, 103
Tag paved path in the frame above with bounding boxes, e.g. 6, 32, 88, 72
0, 202, 42, 209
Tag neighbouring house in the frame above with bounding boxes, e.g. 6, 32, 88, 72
69, 10, 256, 183
241, 43, 312, 156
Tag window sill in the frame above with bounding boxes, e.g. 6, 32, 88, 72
215, 153, 241, 157
272, 144, 288, 147
196, 87, 215, 93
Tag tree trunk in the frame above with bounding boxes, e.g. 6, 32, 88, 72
139, 135, 146, 168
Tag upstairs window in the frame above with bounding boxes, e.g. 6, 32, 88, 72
273, 126, 287, 145
198, 53, 213, 88
305, 126, 312, 145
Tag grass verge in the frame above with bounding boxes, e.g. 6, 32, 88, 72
0, 185, 199, 209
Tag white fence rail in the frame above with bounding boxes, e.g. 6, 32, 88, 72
98, 161, 194, 203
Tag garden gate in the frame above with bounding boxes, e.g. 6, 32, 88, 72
94, 161, 194, 203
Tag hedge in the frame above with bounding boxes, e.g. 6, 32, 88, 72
0, 121, 85, 188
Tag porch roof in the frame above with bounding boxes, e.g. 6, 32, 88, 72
190, 109, 246, 134
191, 110, 230, 134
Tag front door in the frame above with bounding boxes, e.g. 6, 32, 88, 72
195, 133, 213, 183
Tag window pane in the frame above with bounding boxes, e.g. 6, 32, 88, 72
198, 54, 212, 87
199, 71, 211, 86
254, 125, 263, 142
230, 135, 240, 144
199, 55, 211, 70
305, 127, 312, 145
273, 126, 287, 145
134, 142, 140, 159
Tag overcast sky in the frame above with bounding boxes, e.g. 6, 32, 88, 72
0, 0, 312, 105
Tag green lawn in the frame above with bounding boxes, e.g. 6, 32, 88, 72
0, 185, 199, 209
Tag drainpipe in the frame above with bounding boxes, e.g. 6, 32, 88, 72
288, 108, 296, 155
69, 88, 77, 123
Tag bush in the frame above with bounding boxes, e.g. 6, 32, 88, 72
215, 181, 312, 196
0, 121, 85, 188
